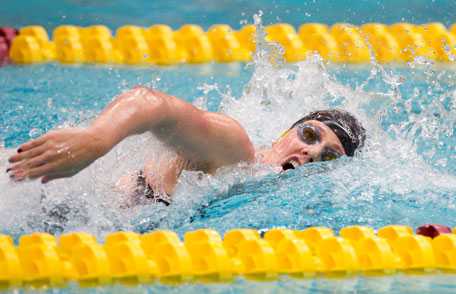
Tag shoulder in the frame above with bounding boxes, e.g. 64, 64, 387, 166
201, 112, 256, 164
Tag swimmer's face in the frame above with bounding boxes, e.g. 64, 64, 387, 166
272, 120, 346, 171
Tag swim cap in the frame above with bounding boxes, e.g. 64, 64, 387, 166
289, 109, 366, 156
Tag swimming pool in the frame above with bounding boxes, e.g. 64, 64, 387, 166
1, 0, 456, 293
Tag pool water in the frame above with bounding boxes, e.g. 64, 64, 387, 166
1, 55, 456, 293
1, 0, 456, 293
2, 0, 456, 31
2, 56, 455, 233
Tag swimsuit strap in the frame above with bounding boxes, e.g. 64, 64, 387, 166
136, 170, 171, 206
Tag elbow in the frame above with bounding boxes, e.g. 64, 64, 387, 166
132, 86, 179, 131
131, 85, 165, 100
131, 85, 156, 94
129, 85, 159, 101
126, 86, 168, 113
114, 86, 170, 131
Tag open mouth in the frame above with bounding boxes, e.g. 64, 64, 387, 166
281, 159, 300, 171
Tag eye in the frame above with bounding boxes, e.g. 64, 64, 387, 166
298, 125, 320, 145
321, 150, 340, 161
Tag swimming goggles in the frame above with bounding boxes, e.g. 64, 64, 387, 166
296, 123, 343, 162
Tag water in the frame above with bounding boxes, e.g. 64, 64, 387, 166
1, 0, 456, 31
1, 2, 456, 293
1, 55, 456, 294
39, 274, 456, 293
2, 51, 455, 235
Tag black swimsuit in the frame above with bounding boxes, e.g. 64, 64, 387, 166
135, 170, 171, 206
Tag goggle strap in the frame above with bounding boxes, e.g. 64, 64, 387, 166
279, 129, 290, 138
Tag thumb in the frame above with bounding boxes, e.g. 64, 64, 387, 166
41, 175, 61, 184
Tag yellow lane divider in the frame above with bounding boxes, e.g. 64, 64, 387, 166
8, 22, 456, 65
1, 225, 456, 288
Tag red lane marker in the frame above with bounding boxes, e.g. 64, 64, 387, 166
416, 224, 452, 239
0, 27, 18, 47
0, 27, 18, 66
0, 37, 9, 65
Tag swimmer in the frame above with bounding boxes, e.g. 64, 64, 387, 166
6, 86, 365, 205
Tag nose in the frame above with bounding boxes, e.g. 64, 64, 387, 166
299, 144, 322, 163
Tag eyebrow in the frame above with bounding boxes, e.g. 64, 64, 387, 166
323, 146, 343, 157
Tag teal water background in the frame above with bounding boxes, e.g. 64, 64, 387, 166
1, 0, 456, 31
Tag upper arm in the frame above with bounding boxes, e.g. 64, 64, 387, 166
200, 111, 256, 167
151, 94, 255, 169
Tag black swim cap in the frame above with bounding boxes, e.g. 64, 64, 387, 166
289, 109, 366, 156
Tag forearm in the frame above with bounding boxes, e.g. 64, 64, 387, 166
89, 86, 171, 154
89, 85, 254, 168
7, 86, 254, 184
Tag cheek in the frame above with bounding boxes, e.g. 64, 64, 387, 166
279, 137, 308, 154
286, 135, 302, 147
274, 138, 295, 155
277, 132, 314, 155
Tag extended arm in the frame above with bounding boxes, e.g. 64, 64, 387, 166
7, 86, 255, 183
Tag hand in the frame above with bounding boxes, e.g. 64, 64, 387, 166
7, 128, 107, 183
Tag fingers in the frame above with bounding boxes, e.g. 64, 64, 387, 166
8, 169, 26, 182
8, 155, 58, 182
11, 153, 49, 173
16, 136, 47, 153
7, 146, 50, 179
8, 143, 47, 164
27, 161, 61, 180
41, 174, 64, 184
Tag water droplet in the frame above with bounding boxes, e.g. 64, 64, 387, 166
29, 128, 43, 138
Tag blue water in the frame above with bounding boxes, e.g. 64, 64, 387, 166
1, 0, 456, 31
0, 64, 250, 148
1, 0, 456, 293
1, 61, 456, 293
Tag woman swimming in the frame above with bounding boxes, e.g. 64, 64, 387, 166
6, 86, 365, 204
